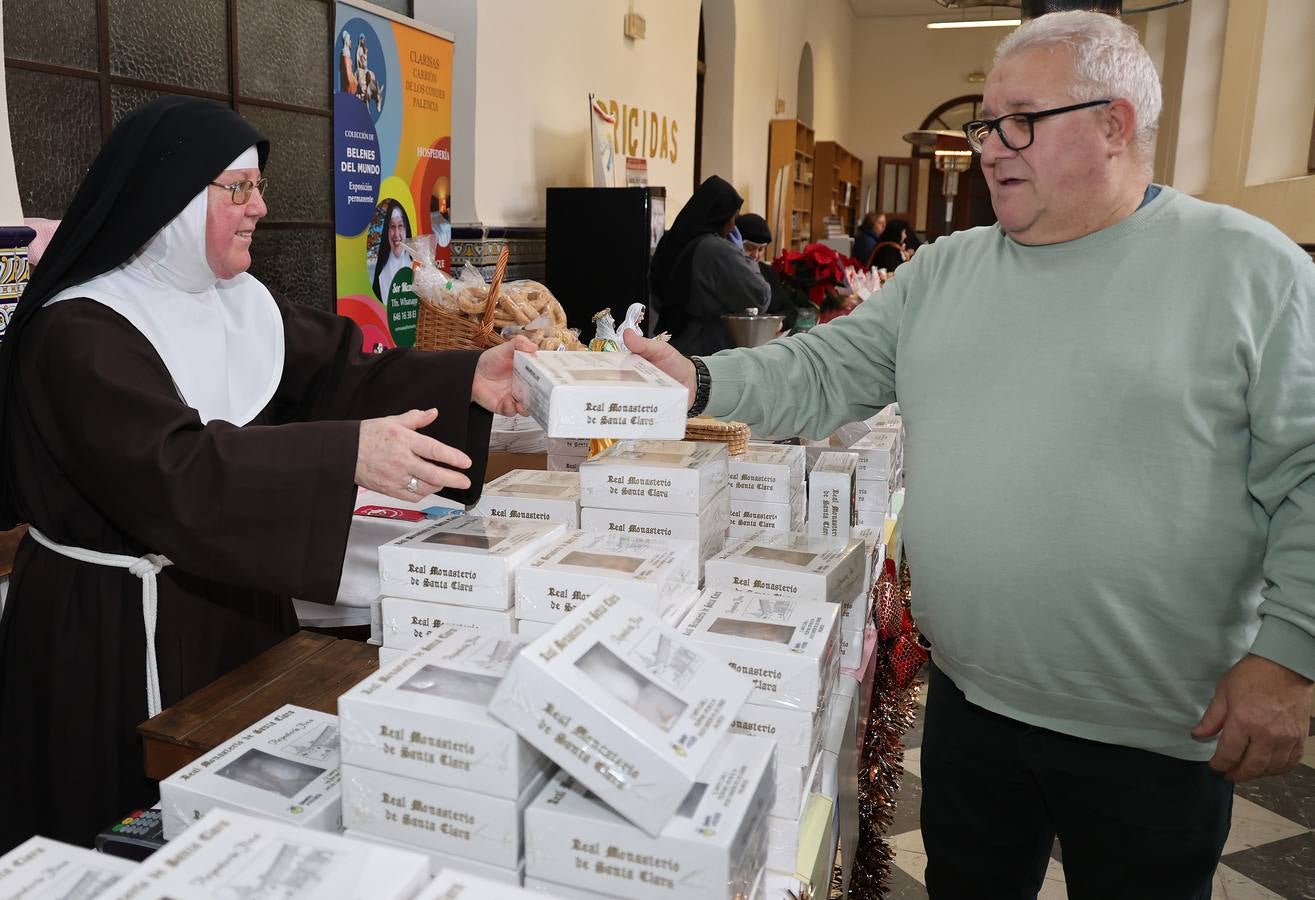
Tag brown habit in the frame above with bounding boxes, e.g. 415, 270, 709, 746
0, 296, 491, 851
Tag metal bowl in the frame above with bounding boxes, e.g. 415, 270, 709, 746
722, 313, 785, 347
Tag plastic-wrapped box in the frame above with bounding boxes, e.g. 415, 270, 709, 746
679, 590, 840, 712
513, 351, 687, 440
378, 516, 566, 610
728, 491, 805, 537
99, 809, 428, 900
704, 531, 865, 607
338, 630, 547, 799
159, 705, 341, 839
488, 591, 754, 836
378, 596, 517, 650
514, 529, 699, 624
523, 735, 774, 900
728, 445, 806, 503
729, 699, 825, 770
0, 836, 135, 898
854, 479, 890, 514
773, 750, 824, 820
342, 830, 525, 883
546, 437, 591, 457
579, 488, 729, 564
848, 431, 899, 483
341, 763, 548, 868
547, 456, 583, 473
807, 453, 857, 539
579, 440, 728, 515
472, 470, 581, 528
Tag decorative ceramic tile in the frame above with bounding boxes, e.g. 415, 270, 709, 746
1213, 863, 1291, 900
1223, 796, 1311, 855
903, 746, 922, 779
1235, 764, 1315, 829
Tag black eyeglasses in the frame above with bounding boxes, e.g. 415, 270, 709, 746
963, 99, 1113, 153
209, 177, 269, 205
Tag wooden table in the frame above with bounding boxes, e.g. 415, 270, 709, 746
137, 630, 377, 781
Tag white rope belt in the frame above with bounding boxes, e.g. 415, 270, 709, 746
28, 527, 173, 718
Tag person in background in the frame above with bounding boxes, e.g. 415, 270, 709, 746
649, 175, 769, 355
852, 211, 887, 268
735, 213, 798, 333
871, 218, 914, 273
0, 97, 532, 853
626, 12, 1313, 897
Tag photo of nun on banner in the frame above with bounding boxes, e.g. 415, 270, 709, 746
370, 198, 413, 302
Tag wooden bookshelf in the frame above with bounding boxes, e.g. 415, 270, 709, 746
767, 118, 815, 255
812, 141, 863, 242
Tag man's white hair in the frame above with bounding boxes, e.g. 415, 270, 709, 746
994, 10, 1162, 163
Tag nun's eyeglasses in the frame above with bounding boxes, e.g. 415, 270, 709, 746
209, 177, 269, 205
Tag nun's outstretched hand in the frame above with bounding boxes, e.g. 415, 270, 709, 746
356, 408, 471, 501
472, 335, 536, 416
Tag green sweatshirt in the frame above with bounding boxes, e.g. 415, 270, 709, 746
703, 187, 1315, 760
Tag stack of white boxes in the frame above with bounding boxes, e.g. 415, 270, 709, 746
338, 629, 553, 884
727, 444, 806, 537
848, 431, 899, 528
806, 452, 857, 540
546, 437, 591, 473
677, 589, 840, 879
577, 440, 731, 572
157, 704, 343, 839
514, 528, 700, 639
374, 515, 566, 665
488, 589, 771, 897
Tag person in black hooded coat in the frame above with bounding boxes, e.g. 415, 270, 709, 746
0, 97, 532, 851
649, 175, 768, 356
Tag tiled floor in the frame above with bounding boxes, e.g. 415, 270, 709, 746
885, 682, 1315, 899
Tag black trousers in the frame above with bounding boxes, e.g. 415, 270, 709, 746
920, 665, 1234, 900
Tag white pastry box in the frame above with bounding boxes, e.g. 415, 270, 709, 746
379, 646, 404, 668
578, 440, 728, 515
579, 488, 729, 564
341, 763, 548, 868
807, 452, 857, 539
730, 699, 825, 770
0, 836, 135, 899
379, 596, 517, 650
472, 470, 581, 528
851, 525, 886, 595
338, 629, 548, 799
849, 432, 899, 483
488, 591, 754, 836
158, 704, 341, 839
415, 869, 540, 898
523, 735, 774, 900
514, 529, 699, 624
728, 445, 806, 503
342, 830, 525, 884
547, 456, 583, 473
546, 436, 591, 458
98, 809, 428, 900
378, 516, 566, 610
773, 749, 824, 820
704, 531, 865, 606
679, 590, 840, 712
513, 351, 688, 440
854, 479, 890, 514
728, 491, 805, 537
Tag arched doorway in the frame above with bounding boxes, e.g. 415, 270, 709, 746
797, 43, 814, 128
917, 94, 995, 239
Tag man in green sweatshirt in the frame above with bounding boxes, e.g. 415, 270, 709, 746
629, 11, 1313, 899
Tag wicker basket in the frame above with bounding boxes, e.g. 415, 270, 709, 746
414, 246, 510, 352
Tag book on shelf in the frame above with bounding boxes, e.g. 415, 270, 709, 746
824, 216, 845, 239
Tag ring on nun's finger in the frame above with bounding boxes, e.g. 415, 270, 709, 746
405, 476, 420, 494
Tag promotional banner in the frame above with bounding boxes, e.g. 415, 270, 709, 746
334, 1, 452, 350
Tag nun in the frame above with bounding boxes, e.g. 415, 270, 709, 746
0, 97, 531, 851
648, 175, 769, 356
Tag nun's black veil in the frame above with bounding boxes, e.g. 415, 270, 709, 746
0, 97, 268, 527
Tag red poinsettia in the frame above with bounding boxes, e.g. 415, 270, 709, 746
772, 243, 860, 308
